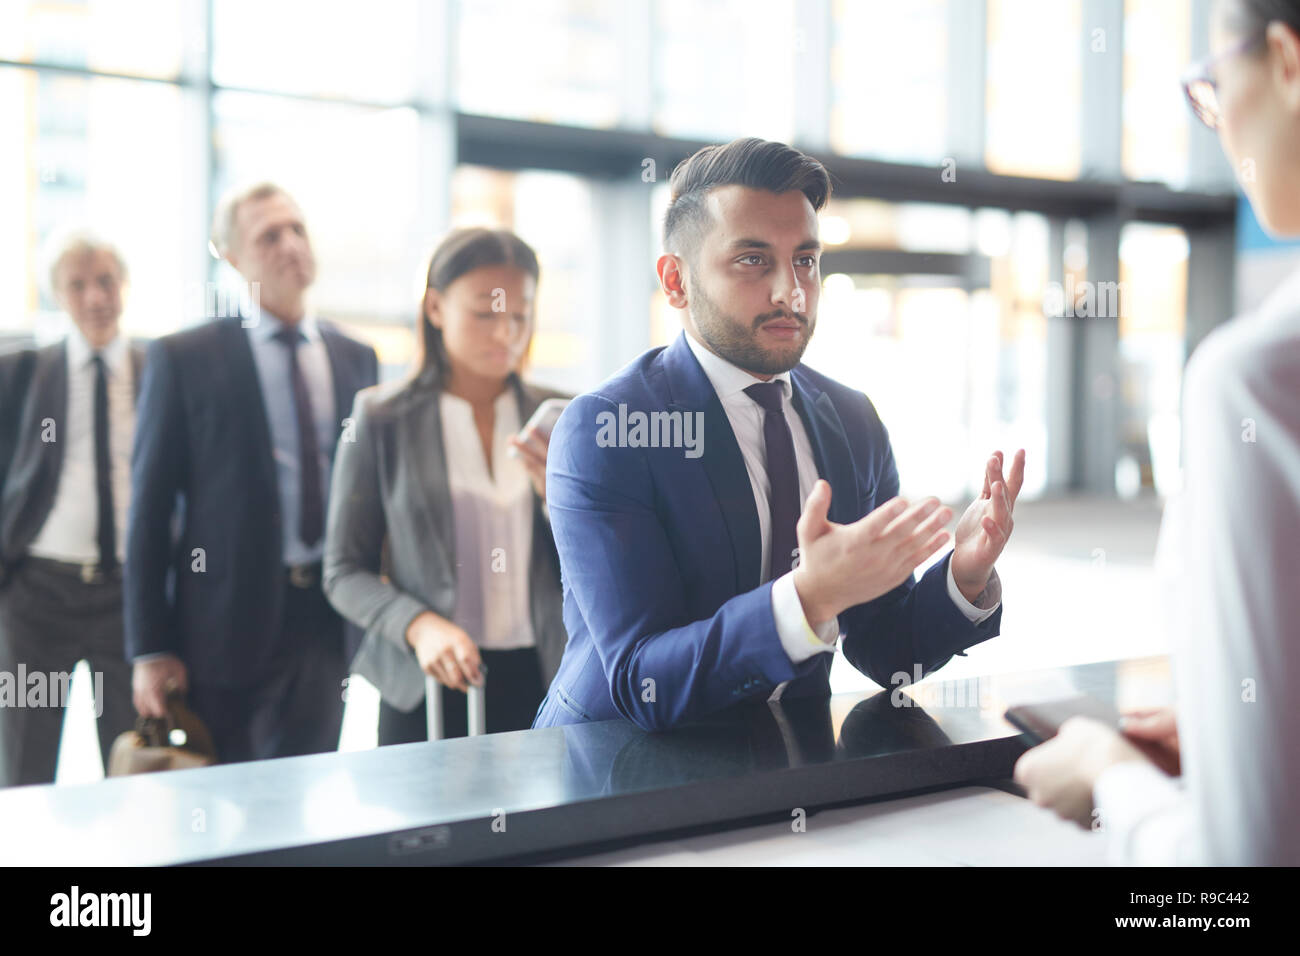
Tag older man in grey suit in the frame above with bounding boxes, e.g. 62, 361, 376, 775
0, 232, 143, 787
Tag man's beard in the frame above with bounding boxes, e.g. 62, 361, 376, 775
690, 279, 814, 375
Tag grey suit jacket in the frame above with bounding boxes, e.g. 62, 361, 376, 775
322, 365, 571, 712
0, 337, 147, 581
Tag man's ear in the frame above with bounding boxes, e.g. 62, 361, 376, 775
656, 254, 690, 309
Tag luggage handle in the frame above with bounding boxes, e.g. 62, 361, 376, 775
131, 688, 216, 757
425, 670, 487, 740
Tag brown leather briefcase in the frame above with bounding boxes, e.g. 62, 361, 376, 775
107, 692, 217, 775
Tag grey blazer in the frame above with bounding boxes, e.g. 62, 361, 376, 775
322, 366, 571, 712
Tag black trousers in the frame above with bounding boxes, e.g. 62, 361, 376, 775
378, 646, 545, 746
186, 579, 346, 765
0, 558, 135, 787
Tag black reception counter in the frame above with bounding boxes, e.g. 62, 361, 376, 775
0, 655, 1170, 865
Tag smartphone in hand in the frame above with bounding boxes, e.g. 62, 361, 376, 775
519, 398, 569, 442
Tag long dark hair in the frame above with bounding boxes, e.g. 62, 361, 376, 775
413, 227, 541, 381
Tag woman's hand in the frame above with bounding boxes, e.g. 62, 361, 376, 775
1012, 716, 1148, 828
1120, 706, 1182, 776
405, 611, 482, 692
507, 425, 550, 502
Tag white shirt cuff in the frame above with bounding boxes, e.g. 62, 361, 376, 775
771, 571, 839, 665
132, 652, 180, 664
1092, 759, 1197, 866
947, 559, 1001, 623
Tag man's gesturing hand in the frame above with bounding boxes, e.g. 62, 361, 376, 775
791, 480, 952, 627
951, 448, 1025, 603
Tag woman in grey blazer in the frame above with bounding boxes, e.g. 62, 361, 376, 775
323, 228, 570, 743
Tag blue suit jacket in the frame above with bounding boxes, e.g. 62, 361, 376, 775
533, 330, 1002, 732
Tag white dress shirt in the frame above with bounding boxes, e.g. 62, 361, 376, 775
440, 388, 537, 651
27, 326, 135, 565
1092, 266, 1300, 866
683, 333, 997, 700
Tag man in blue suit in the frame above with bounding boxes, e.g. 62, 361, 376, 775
534, 138, 1025, 732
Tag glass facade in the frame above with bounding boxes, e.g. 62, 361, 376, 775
2, 0, 1235, 499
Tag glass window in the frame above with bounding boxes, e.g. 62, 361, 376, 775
818, 198, 973, 253
0, 67, 204, 340
805, 205, 1048, 502
212, 0, 432, 104
212, 91, 432, 335
653, 0, 797, 142
830, 0, 949, 164
1118, 222, 1188, 497
985, 0, 1082, 179
0, 0, 195, 80
805, 280, 977, 501
455, 0, 621, 128
1122, 0, 1191, 186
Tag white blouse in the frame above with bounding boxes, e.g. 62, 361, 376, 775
439, 388, 537, 651
1092, 266, 1300, 866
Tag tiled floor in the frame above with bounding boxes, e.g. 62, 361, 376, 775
50, 494, 1170, 784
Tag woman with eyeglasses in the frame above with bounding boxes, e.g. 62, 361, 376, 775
1013, 0, 1300, 865
322, 228, 570, 743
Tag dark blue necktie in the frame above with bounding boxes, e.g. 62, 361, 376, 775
744, 381, 800, 581
272, 327, 323, 548
91, 353, 115, 571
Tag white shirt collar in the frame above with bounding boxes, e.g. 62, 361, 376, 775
246, 303, 321, 344
65, 323, 128, 376
440, 386, 518, 419
683, 329, 793, 403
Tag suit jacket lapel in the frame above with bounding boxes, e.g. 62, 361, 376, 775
512, 373, 543, 431
512, 373, 549, 523
401, 368, 456, 575
317, 322, 353, 450
789, 370, 857, 525
128, 340, 145, 404
222, 317, 278, 492
663, 332, 762, 593
26, 342, 67, 521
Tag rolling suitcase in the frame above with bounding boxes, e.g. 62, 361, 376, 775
425, 671, 487, 740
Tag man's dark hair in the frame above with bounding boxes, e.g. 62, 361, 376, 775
662, 137, 832, 260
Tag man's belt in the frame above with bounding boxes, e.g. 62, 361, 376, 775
286, 562, 322, 589
24, 555, 121, 585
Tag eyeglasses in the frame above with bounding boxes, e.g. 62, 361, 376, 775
1181, 33, 1264, 130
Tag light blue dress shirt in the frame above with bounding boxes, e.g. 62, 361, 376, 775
244, 307, 336, 566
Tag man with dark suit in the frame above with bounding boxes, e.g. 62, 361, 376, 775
534, 138, 1026, 732
0, 233, 142, 786
126, 183, 378, 763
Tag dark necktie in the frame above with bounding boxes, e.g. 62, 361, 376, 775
91, 353, 115, 571
272, 327, 323, 548
744, 381, 800, 581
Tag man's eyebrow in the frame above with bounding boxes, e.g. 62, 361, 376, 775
725, 237, 823, 252
255, 218, 303, 237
